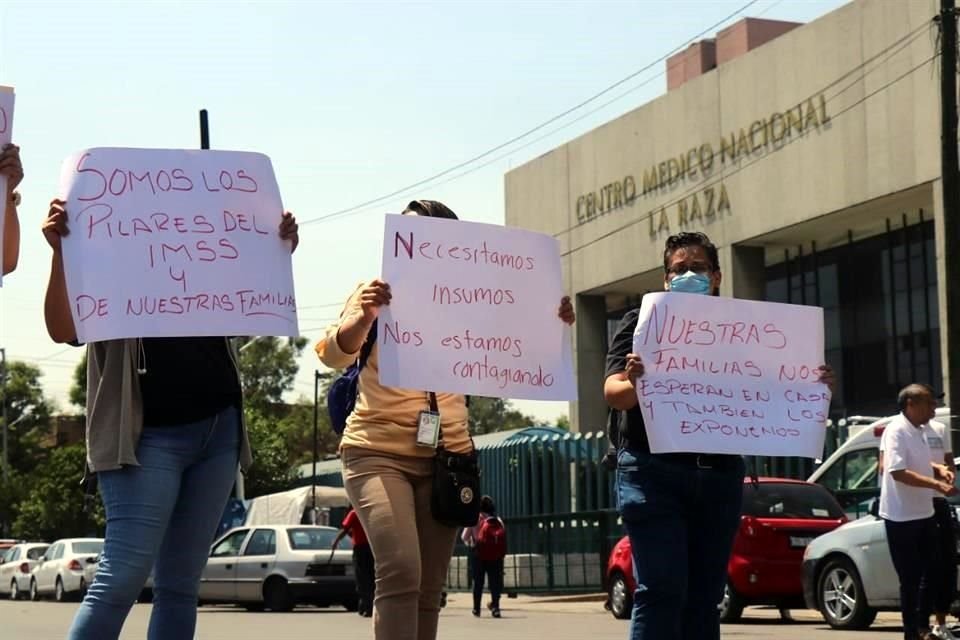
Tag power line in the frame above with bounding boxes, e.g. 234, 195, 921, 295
319, 1, 794, 213
297, 0, 763, 227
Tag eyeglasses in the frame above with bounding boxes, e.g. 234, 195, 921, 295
665, 262, 713, 276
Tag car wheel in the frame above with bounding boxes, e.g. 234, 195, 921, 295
54, 578, 66, 603
342, 598, 359, 612
79, 578, 88, 600
29, 579, 39, 602
10, 579, 20, 601
608, 571, 632, 620
263, 578, 293, 613
718, 581, 745, 623
817, 557, 878, 630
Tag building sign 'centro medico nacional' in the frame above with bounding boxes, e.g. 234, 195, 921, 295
575, 93, 831, 236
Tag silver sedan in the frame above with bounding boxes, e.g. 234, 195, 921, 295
198, 525, 356, 612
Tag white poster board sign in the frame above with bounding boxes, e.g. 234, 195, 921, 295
378, 214, 576, 400
632, 292, 829, 458
0, 86, 15, 287
58, 147, 298, 342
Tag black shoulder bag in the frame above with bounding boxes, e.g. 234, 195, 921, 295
428, 392, 481, 527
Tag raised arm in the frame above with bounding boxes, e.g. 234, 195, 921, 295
43, 199, 77, 343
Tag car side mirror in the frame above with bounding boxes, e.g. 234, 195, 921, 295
39, 556, 46, 562
869, 498, 880, 518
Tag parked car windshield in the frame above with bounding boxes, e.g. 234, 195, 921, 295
287, 528, 349, 550
743, 482, 845, 519
71, 541, 104, 555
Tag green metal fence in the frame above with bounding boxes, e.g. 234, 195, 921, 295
446, 510, 622, 594
477, 431, 617, 518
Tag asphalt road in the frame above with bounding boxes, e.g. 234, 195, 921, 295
0, 595, 917, 640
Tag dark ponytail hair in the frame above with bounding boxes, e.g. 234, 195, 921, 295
480, 495, 496, 515
402, 199, 459, 220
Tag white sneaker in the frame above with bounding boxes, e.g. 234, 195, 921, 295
933, 624, 958, 640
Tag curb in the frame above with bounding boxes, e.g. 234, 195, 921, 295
521, 593, 607, 604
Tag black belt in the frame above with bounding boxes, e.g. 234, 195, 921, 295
653, 452, 741, 470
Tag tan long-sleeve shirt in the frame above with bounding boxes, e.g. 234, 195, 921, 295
316, 283, 471, 458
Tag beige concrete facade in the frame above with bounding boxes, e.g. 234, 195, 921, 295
504, 0, 946, 432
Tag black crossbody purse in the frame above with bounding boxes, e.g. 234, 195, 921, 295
428, 392, 481, 527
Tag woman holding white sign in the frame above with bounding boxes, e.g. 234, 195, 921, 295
41, 198, 300, 640
1, 142, 22, 275
316, 199, 575, 640
604, 231, 834, 640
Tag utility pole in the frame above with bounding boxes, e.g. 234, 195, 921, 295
200, 107, 246, 507
200, 109, 210, 150
1, 347, 7, 483
939, 0, 960, 451
312, 370, 320, 523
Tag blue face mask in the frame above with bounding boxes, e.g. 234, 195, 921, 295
669, 271, 712, 295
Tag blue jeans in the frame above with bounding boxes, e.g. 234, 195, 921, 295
617, 449, 745, 640
67, 405, 241, 640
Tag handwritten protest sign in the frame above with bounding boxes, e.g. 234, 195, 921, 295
58, 147, 298, 342
632, 292, 829, 458
0, 86, 14, 287
378, 214, 576, 400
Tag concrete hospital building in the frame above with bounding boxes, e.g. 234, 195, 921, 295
505, 0, 950, 431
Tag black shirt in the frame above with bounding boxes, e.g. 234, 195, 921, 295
604, 309, 650, 453
139, 337, 241, 427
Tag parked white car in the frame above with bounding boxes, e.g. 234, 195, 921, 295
29, 538, 104, 602
0, 543, 49, 600
198, 525, 354, 612
802, 454, 960, 630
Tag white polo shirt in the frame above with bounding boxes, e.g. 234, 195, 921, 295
924, 420, 951, 466
879, 413, 935, 522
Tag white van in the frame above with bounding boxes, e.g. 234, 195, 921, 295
807, 408, 953, 519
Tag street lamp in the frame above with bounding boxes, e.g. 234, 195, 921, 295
2, 407, 33, 484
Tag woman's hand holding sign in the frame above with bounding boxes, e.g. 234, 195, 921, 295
336, 279, 392, 355
815, 364, 835, 393
603, 352, 645, 412
558, 296, 575, 325
279, 211, 299, 253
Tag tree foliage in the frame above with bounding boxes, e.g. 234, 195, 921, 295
468, 397, 536, 435
0, 360, 54, 475
242, 408, 300, 499
70, 351, 88, 409
236, 337, 309, 412
11, 444, 104, 541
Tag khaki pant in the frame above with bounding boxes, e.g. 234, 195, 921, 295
342, 448, 458, 640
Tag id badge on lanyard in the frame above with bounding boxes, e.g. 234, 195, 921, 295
417, 410, 441, 448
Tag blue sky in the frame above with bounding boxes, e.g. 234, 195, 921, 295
0, 0, 847, 421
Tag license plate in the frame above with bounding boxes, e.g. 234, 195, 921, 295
790, 536, 814, 548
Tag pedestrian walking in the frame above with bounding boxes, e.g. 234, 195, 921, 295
333, 506, 376, 617
462, 496, 506, 618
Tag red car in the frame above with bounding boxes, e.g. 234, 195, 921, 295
605, 477, 847, 621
